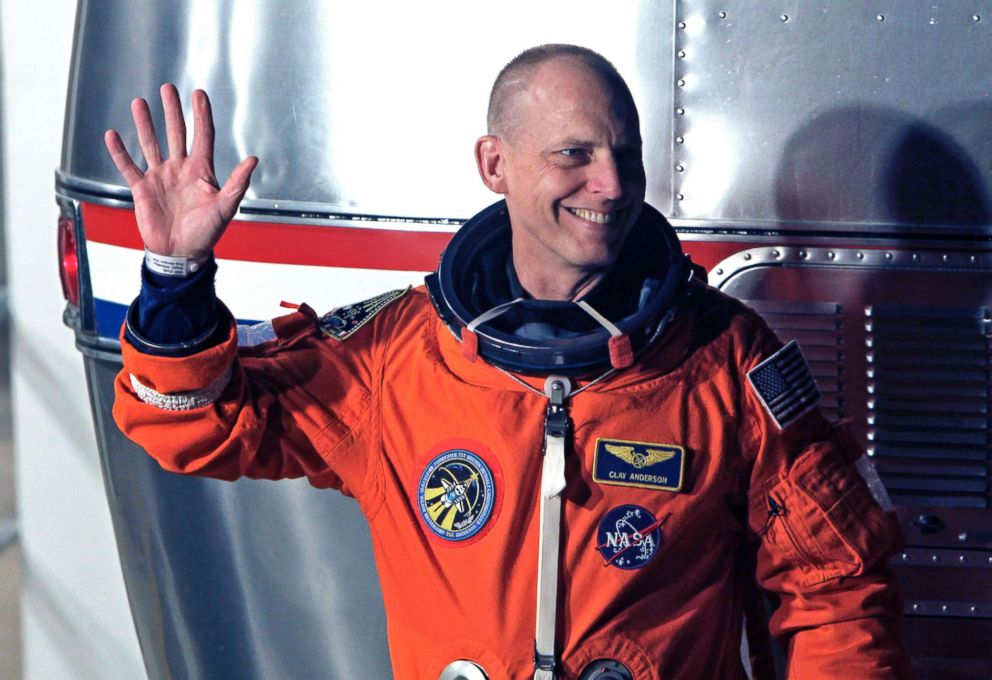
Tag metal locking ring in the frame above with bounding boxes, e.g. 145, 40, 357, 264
577, 658, 634, 680
438, 659, 489, 680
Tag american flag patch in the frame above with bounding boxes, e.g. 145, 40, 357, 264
747, 340, 821, 430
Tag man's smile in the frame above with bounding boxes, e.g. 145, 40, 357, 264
565, 207, 618, 224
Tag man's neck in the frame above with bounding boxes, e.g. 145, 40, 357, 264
512, 253, 608, 301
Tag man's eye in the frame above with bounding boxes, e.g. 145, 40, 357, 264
560, 148, 587, 159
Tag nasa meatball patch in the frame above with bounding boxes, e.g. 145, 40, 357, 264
417, 446, 499, 544
597, 505, 663, 570
593, 439, 685, 492
319, 287, 409, 341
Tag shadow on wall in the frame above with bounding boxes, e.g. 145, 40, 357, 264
775, 103, 992, 228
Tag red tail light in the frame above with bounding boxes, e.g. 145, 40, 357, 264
58, 214, 80, 306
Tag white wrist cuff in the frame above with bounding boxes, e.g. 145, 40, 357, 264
144, 248, 209, 277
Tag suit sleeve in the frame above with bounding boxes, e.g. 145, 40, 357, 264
112, 300, 385, 503
740, 325, 913, 679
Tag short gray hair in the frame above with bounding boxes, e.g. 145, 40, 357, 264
486, 44, 637, 139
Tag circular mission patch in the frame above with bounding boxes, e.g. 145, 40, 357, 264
418, 448, 497, 542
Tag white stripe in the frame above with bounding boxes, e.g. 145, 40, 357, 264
855, 455, 894, 512
129, 364, 233, 411
237, 321, 277, 347
87, 241, 429, 320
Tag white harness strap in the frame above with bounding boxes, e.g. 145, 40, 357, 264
534, 376, 571, 680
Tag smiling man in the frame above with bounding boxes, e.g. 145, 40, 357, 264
109, 44, 911, 679
476, 49, 646, 302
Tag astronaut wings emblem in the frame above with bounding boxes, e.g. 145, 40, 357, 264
594, 439, 686, 492
604, 444, 676, 470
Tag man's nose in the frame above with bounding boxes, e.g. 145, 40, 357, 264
586, 154, 624, 199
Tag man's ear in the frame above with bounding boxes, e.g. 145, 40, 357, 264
475, 135, 508, 194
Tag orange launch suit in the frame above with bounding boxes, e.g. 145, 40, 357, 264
114, 285, 911, 679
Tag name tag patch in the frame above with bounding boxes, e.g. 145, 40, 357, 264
593, 438, 685, 492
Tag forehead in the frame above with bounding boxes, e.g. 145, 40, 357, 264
513, 58, 640, 145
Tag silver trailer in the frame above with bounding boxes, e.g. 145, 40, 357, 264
59, 1, 992, 678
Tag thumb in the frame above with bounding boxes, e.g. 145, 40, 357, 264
217, 155, 258, 220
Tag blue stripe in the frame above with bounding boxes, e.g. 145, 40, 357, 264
93, 298, 261, 341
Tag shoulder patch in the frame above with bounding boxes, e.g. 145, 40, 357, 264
747, 340, 820, 430
319, 287, 410, 341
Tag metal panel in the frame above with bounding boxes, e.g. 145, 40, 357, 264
673, 1, 992, 234
61, 0, 676, 219
717, 247, 992, 511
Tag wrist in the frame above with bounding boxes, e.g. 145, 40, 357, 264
144, 248, 211, 277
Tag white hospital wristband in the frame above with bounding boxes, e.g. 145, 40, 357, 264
144, 248, 210, 277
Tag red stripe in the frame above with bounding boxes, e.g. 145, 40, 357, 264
81, 203, 453, 272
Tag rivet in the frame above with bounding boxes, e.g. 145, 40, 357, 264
959, 554, 967, 563
931, 554, 940, 563
715, 268, 724, 275
974, 15, 981, 22
866, 351, 874, 364
866, 430, 875, 440
771, 249, 781, 258
677, 78, 686, 87
676, 193, 684, 201
827, 251, 836, 260
970, 255, 978, 264
856, 251, 865, 260
958, 532, 968, 541
798, 249, 808, 259
676, 136, 685, 144
678, 20, 687, 29
942, 254, 951, 262
911, 253, 920, 261
743, 253, 752, 260
876, 14, 884, 22
677, 50, 687, 58
675, 164, 685, 172
900, 553, 909, 561
987, 556, 992, 565
941, 604, 949, 613
780, 14, 789, 22
911, 603, 920, 611
718, 11, 727, 19
866, 415, 875, 426
676, 107, 686, 116
884, 252, 893, 261
971, 606, 979, 614
867, 398, 875, 410
866, 446, 875, 456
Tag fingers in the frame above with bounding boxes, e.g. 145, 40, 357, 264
130, 98, 163, 167
216, 156, 259, 220
103, 129, 144, 187
190, 89, 215, 166
160, 83, 188, 159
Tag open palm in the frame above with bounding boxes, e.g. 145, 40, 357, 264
104, 84, 257, 260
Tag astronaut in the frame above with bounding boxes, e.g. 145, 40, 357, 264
106, 45, 911, 679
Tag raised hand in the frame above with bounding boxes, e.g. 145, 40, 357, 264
104, 84, 258, 260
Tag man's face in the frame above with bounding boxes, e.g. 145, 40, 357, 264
490, 58, 646, 282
